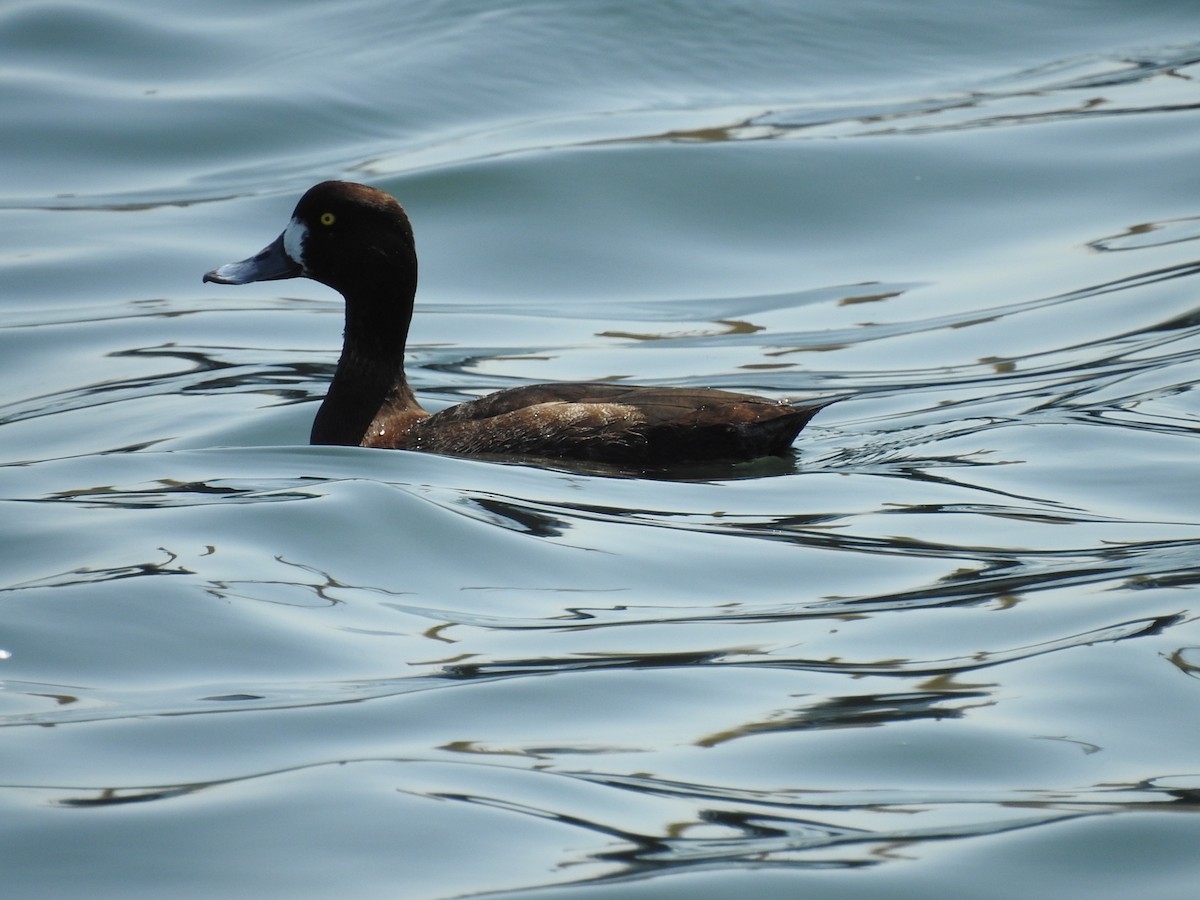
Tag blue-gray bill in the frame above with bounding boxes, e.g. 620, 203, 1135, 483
203, 232, 300, 284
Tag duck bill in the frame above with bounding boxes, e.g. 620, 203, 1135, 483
203, 232, 301, 284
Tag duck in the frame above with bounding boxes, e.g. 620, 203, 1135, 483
204, 181, 835, 464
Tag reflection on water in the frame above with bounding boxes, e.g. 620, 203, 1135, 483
620, 45, 1200, 146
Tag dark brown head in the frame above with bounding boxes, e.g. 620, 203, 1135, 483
203, 181, 418, 303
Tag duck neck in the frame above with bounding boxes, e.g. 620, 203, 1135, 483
310, 278, 428, 447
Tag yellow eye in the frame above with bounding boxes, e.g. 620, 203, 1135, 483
320, 212, 336, 226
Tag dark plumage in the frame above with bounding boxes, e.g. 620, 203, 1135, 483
204, 181, 835, 463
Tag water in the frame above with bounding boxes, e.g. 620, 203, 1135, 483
2, 1, 1199, 897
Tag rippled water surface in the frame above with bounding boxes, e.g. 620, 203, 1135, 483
3, 1, 1200, 897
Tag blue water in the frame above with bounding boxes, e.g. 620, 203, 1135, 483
2, 1, 1200, 897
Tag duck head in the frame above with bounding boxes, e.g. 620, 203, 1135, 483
203, 181, 418, 302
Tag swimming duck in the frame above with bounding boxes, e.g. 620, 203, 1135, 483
204, 181, 833, 463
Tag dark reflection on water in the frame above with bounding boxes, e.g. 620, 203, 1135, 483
2, 547, 194, 592
0, 344, 323, 445
11, 462, 1196, 624
439, 614, 1178, 681
2, 606, 1176, 731
622, 44, 1200, 147
23, 758, 1200, 886
34, 477, 323, 508
558, 771, 1200, 876
693, 689, 994, 745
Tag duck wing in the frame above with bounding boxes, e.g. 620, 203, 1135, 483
407, 383, 834, 463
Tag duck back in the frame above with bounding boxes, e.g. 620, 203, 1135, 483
397, 383, 833, 463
